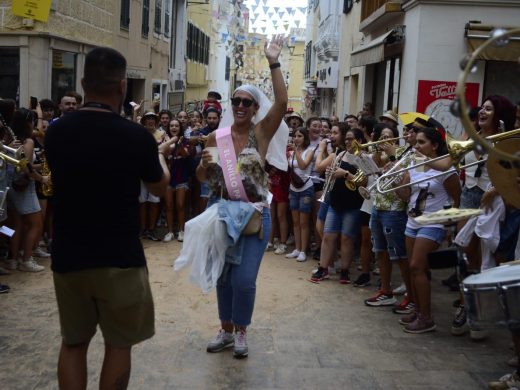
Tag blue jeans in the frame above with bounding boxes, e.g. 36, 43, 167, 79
216, 207, 271, 326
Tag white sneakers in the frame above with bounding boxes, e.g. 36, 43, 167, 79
296, 252, 307, 262
18, 258, 45, 272
285, 250, 307, 262
274, 244, 287, 255
285, 249, 300, 259
177, 231, 184, 242
33, 247, 51, 258
163, 231, 174, 242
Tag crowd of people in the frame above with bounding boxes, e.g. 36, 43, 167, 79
1, 42, 520, 388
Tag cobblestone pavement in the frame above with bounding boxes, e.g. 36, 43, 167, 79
0, 239, 514, 389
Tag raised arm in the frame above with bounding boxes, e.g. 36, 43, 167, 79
256, 35, 288, 148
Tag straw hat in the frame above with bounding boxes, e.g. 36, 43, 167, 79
379, 110, 399, 125
140, 111, 159, 125
286, 112, 304, 124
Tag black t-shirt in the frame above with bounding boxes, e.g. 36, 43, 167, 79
330, 160, 364, 212
45, 110, 163, 273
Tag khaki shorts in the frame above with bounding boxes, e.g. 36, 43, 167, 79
53, 266, 155, 347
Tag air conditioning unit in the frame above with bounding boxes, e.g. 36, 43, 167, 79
168, 68, 185, 92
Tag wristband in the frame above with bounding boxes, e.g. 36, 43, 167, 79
269, 62, 281, 70
389, 155, 396, 162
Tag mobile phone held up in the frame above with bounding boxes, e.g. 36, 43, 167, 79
30, 96, 38, 110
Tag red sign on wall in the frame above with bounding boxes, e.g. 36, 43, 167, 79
417, 80, 480, 138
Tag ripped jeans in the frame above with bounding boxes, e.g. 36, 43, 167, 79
370, 209, 407, 261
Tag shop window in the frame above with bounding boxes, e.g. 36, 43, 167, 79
0, 48, 20, 102
51, 50, 76, 103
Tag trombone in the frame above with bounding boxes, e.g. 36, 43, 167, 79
358, 149, 415, 200
375, 128, 520, 194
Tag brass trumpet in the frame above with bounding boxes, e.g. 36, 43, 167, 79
350, 136, 406, 156
318, 148, 341, 203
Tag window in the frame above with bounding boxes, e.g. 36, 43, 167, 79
304, 41, 312, 79
154, 0, 162, 34
142, 0, 150, 38
186, 22, 210, 65
225, 57, 230, 81
164, 0, 171, 37
120, 0, 130, 29
0, 48, 19, 102
51, 50, 76, 103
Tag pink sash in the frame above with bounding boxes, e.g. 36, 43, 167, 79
215, 127, 249, 201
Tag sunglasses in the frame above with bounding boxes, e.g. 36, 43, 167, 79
231, 97, 255, 108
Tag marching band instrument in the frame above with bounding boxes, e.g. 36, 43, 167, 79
374, 129, 520, 194
488, 138, 520, 208
350, 136, 405, 156
1, 143, 25, 160
345, 169, 366, 191
414, 208, 483, 225
318, 148, 341, 203
40, 154, 53, 196
376, 158, 488, 194
0, 151, 28, 172
463, 263, 520, 330
455, 27, 520, 166
454, 26, 520, 205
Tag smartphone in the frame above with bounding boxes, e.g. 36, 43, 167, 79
30, 96, 38, 110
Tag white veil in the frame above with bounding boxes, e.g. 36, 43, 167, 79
220, 85, 289, 171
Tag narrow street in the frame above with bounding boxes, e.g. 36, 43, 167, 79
0, 239, 512, 389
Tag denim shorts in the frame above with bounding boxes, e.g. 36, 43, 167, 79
8, 180, 41, 215
370, 209, 407, 260
460, 186, 484, 209
317, 201, 329, 221
169, 183, 189, 191
405, 226, 446, 244
289, 187, 314, 214
324, 207, 361, 237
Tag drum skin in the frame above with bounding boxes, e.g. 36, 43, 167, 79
463, 264, 520, 330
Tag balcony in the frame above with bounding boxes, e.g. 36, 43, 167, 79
313, 14, 340, 61
360, 0, 404, 33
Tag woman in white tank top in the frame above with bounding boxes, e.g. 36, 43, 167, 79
395, 127, 461, 334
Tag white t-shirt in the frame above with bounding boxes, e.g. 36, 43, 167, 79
289, 148, 314, 192
463, 150, 490, 191
407, 163, 457, 230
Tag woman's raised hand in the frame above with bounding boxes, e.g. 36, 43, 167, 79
264, 34, 285, 63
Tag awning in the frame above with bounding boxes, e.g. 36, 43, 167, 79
351, 30, 401, 67
465, 23, 520, 62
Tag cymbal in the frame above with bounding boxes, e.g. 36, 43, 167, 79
488, 138, 520, 208
414, 208, 482, 225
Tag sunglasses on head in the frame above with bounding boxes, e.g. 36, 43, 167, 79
231, 97, 255, 107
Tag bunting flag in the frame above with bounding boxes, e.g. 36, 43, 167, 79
295, 20, 300, 28
273, 7, 279, 13
286, 7, 292, 14
298, 7, 306, 14
278, 11, 284, 18
261, 26, 266, 33
268, 11, 273, 18
263, 6, 269, 13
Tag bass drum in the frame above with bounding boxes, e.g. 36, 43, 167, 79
463, 262, 520, 330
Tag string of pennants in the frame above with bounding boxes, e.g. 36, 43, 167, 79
210, 2, 306, 36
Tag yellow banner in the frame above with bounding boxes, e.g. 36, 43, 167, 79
12, 0, 52, 23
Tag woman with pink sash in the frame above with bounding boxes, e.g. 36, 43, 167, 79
195, 35, 289, 358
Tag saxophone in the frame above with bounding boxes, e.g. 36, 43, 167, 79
41, 153, 53, 196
